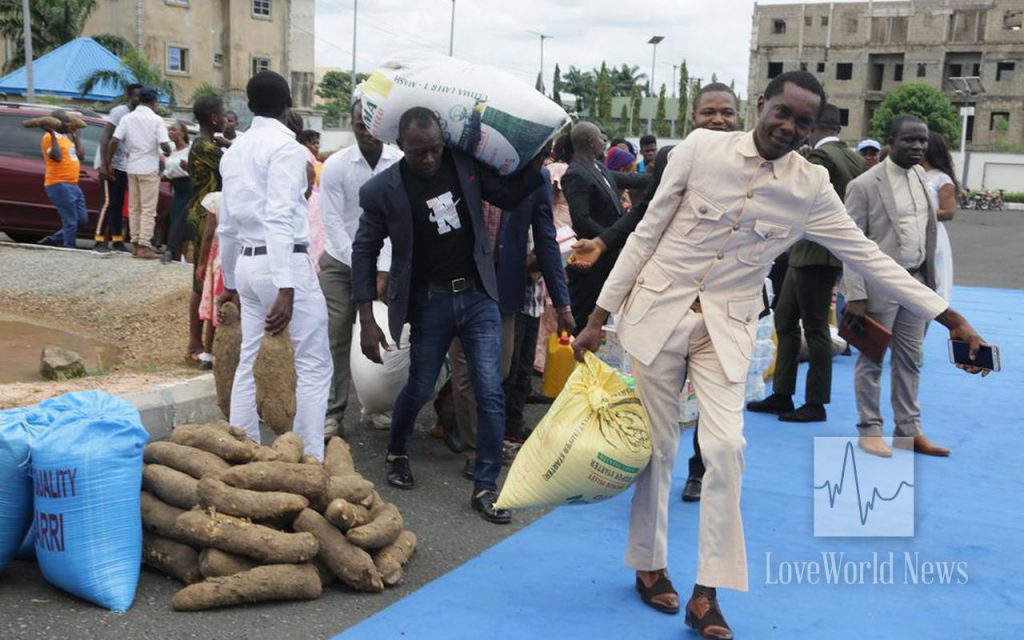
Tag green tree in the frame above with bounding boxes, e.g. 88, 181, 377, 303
678, 60, 689, 135
552, 63, 562, 106
0, 0, 131, 72
78, 48, 179, 104
562, 65, 595, 114
315, 70, 368, 128
617, 102, 630, 136
653, 84, 670, 137
536, 71, 544, 93
870, 84, 960, 147
189, 82, 223, 104
596, 61, 612, 124
629, 84, 642, 135
611, 63, 647, 97
711, 72, 719, 84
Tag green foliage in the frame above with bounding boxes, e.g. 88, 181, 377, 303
629, 84, 642, 136
562, 65, 595, 113
0, 0, 124, 72
1001, 192, 1024, 203
316, 70, 368, 128
596, 61, 612, 124
870, 84, 960, 148
653, 84, 670, 137
617, 102, 629, 136
78, 48, 179, 104
189, 82, 223, 104
552, 63, 562, 106
992, 141, 1024, 154
678, 60, 689, 135
610, 63, 647, 97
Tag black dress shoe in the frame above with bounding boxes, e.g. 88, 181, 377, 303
779, 403, 827, 423
682, 475, 702, 502
471, 490, 511, 524
385, 455, 415, 490
462, 457, 475, 480
746, 393, 794, 415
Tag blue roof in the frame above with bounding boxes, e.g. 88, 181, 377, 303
0, 37, 134, 102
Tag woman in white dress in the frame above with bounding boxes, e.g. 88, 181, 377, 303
922, 130, 957, 302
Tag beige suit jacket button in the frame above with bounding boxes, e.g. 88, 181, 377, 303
637, 276, 645, 284
699, 284, 706, 292
746, 191, 753, 198
699, 206, 708, 214
732, 223, 740, 231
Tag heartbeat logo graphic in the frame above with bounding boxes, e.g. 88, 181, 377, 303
813, 437, 915, 537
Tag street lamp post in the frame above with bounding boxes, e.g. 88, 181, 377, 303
449, 0, 456, 56
948, 76, 985, 188
351, 0, 358, 103
646, 36, 664, 132
22, 0, 34, 102
528, 31, 552, 94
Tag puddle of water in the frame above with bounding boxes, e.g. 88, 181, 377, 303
0, 319, 122, 384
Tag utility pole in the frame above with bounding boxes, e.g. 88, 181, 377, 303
22, 0, 34, 102
528, 31, 552, 94
449, 0, 456, 56
351, 0, 358, 99
647, 36, 664, 132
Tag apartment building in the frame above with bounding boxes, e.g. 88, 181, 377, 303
81, 0, 316, 107
747, 0, 1024, 150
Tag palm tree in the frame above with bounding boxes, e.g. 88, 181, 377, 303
611, 64, 648, 97
0, 0, 131, 72
562, 65, 596, 113
78, 48, 179, 105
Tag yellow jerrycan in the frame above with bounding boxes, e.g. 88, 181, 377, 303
542, 331, 576, 398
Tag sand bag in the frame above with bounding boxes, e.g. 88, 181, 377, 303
360, 52, 570, 175
29, 391, 149, 612
351, 301, 448, 417
0, 407, 41, 572
496, 353, 652, 509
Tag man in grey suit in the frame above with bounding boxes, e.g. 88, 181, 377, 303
843, 115, 949, 458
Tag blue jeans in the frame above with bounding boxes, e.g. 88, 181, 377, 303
45, 183, 88, 248
389, 282, 505, 492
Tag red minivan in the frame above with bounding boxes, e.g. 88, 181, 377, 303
0, 102, 170, 242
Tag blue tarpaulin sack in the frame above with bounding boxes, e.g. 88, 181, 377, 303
0, 407, 37, 572
28, 391, 149, 612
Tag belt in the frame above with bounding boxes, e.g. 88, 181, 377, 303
429, 276, 476, 293
690, 297, 702, 313
241, 245, 308, 257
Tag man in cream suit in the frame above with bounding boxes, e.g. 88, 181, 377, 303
843, 116, 949, 458
574, 72, 986, 640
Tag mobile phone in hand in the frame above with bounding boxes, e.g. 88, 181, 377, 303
948, 339, 1000, 372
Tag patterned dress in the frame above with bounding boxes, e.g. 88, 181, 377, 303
187, 137, 223, 292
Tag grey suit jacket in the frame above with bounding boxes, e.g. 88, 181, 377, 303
842, 161, 937, 312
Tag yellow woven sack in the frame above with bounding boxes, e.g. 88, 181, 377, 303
495, 352, 652, 509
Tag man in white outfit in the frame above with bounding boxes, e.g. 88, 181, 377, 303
217, 71, 332, 461
574, 71, 987, 639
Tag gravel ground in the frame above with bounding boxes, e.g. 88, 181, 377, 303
0, 242, 197, 406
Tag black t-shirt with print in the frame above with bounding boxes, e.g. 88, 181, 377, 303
401, 150, 478, 285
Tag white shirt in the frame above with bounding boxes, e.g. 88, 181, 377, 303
162, 143, 191, 180
813, 135, 841, 149
218, 116, 311, 290
320, 143, 402, 270
102, 104, 131, 170
884, 157, 929, 269
112, 105, 170, 174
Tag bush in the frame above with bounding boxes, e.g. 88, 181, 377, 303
1001, 192, 1024, 203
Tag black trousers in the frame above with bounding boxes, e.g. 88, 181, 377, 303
503, 312, 540, 439
688, 419, 704, 479
772, 264, 843, 405
567, 255, 615, 336
96, 169, 127, 243
166, 177, 193, 259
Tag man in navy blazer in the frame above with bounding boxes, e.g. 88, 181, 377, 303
351, 107, 545, 524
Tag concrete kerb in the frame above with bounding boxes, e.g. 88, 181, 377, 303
122, 373, 223, 439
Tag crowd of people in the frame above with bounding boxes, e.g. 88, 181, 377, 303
34, 66, 992, 640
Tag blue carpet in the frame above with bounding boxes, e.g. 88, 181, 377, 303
335, 286, 1023, 639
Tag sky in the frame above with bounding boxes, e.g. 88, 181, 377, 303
312, 0, 863, 99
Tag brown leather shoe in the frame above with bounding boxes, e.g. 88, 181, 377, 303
685, 589, 733, 639
894, 434, 950, 457
133, 246, 161, 260
858, 435, 893, 458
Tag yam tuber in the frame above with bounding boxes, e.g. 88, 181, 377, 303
171, 564, 321, 611
372, 530, 417, 587
323, 498, 370, 531
144, 441, 231, 479
212, 304, 241, 418
173, 509, 319, 564
141, 491, 187, 540
323, 437, 355, 476
319, 474, 375, 510
197, 475, 308, 520
143, 464, 199, 509
142, 532, 202, 584
300, 454, 320, 465
170, 424, 257, 463
271, 432, 304, 463
220, 461, 328, 502
292, 508, 383, 592
346, 503, 404, 550
198, 548, 257, 578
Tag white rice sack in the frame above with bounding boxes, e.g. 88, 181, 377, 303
360, 52, 570, 174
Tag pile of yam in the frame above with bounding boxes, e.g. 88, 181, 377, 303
140, 424, 417, 611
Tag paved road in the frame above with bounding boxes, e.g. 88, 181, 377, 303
0, 209, 1020, 639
